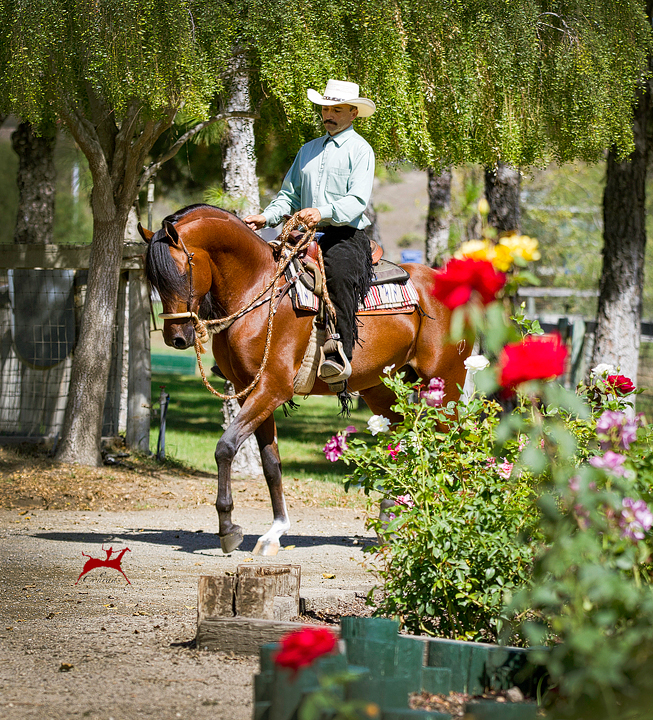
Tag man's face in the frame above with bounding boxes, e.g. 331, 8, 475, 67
322, 104, 359, 136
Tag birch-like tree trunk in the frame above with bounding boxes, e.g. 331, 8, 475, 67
591, 74, 651, 382
221, 55, 264, 478
425, 167, 452, 267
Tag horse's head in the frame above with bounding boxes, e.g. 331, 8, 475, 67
141, 219, 213, 350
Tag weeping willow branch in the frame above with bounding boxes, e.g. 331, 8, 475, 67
138, 110, 259, 191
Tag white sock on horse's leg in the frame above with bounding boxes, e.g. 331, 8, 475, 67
253, 498, 290, 556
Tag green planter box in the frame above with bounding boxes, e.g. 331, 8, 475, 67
254, 618, 547, 720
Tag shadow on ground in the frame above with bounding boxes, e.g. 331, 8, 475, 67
32, 529, 374, 555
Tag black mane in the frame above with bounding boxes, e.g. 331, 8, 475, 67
146, 205, 235, 311
145, 227, 188, 306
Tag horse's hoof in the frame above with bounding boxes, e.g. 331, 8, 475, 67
253, 539, 280, 556
219, 529, 244, 554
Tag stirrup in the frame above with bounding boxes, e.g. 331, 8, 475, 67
318, 338, 351, 386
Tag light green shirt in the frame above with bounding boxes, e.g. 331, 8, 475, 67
262, 124, 375, 229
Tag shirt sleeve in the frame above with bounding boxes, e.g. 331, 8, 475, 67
261, 154, 302, 227
317, 144, 375, 226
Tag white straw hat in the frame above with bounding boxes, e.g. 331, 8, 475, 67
307, 79, 376, 118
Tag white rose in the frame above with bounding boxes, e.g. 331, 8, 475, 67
367, 414, 391, 436
383, 364, 396, 375
591, 363, 617, 377
464, 354, 490, 374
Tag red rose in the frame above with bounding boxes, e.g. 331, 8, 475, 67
606, 374, 636, 395
498, 334, 568, 389
432, 258, 506, 310
273, 627, 337, 675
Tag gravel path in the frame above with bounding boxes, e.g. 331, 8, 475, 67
1, 505, 376, 720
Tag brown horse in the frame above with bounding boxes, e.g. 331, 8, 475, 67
140, 204, 469, 555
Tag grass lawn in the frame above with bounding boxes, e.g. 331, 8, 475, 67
150, 372, 373, 484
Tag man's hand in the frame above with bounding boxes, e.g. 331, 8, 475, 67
297, 208, 322, 229
243, 214, 266, 231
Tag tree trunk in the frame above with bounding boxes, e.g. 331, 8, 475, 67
55, 211, 127, 465
221, 55, 263, 478
11, 121, 56, 244
484, 162, 521, 236
591, 79, 650, 382
425, 167, 452, 267
10, 121, 69, 439
222, 55, 259, 216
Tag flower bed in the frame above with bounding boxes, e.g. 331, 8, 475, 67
254, 617, 543, 720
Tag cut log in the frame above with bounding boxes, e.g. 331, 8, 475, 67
196, 617, 312, 655
235, 575, 276, 619
197, 575, 236, 624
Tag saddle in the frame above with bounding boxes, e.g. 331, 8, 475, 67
290, 235, 410, 295
281, 233, 412, 396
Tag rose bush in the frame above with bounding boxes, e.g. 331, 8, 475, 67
331, 233, 653, 716
341, 372, 542, 641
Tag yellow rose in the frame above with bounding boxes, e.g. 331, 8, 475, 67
499, 234, 541, 262
455, 239, 493, 262
491, 243, 514, 272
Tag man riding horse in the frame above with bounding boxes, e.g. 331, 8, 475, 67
244, 79, 376, 387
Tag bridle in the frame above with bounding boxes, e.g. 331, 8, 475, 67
153, 213, 336, 401
158, 237, 200, 324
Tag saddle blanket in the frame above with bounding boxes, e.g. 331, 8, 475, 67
286, 262, 420, 314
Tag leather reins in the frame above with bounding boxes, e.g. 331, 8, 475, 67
158, 213, 333, 401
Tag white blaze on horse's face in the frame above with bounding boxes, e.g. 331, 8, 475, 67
162, 244, 201, 350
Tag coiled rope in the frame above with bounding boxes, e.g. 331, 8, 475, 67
188, 213, 335, 401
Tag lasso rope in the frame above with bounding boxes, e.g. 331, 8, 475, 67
189, 213, 335, 401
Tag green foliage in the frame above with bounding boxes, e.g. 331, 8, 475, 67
0, 0, 235, 124
342, 374, 543, 641
506, 385, 653, 718
203, 185, 249, 213
1, 0, 650, 169
0, 138, 17, 235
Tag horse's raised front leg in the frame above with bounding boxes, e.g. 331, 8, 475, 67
214, 387, 286, 554
252, 414, 290, 556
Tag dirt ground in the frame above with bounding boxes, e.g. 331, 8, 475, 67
0, 446, 377, 720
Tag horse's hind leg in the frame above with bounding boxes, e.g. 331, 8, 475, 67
252, 414, 290, 556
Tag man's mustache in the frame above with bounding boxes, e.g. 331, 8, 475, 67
324, 119, 336, 125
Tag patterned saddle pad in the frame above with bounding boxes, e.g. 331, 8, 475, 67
285, 261, 420, 315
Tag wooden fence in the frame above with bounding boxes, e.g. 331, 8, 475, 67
0, 243, 151, 451
517, 287, 653, 412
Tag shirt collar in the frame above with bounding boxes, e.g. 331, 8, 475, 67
323, 124, 356, 148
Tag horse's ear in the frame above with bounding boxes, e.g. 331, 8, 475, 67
137, 222, 154, 243
163, 220, 180, 247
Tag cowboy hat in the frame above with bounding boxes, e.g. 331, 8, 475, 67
307, 79, 376, 118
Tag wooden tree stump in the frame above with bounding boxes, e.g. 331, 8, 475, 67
196, 564, 306, 653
